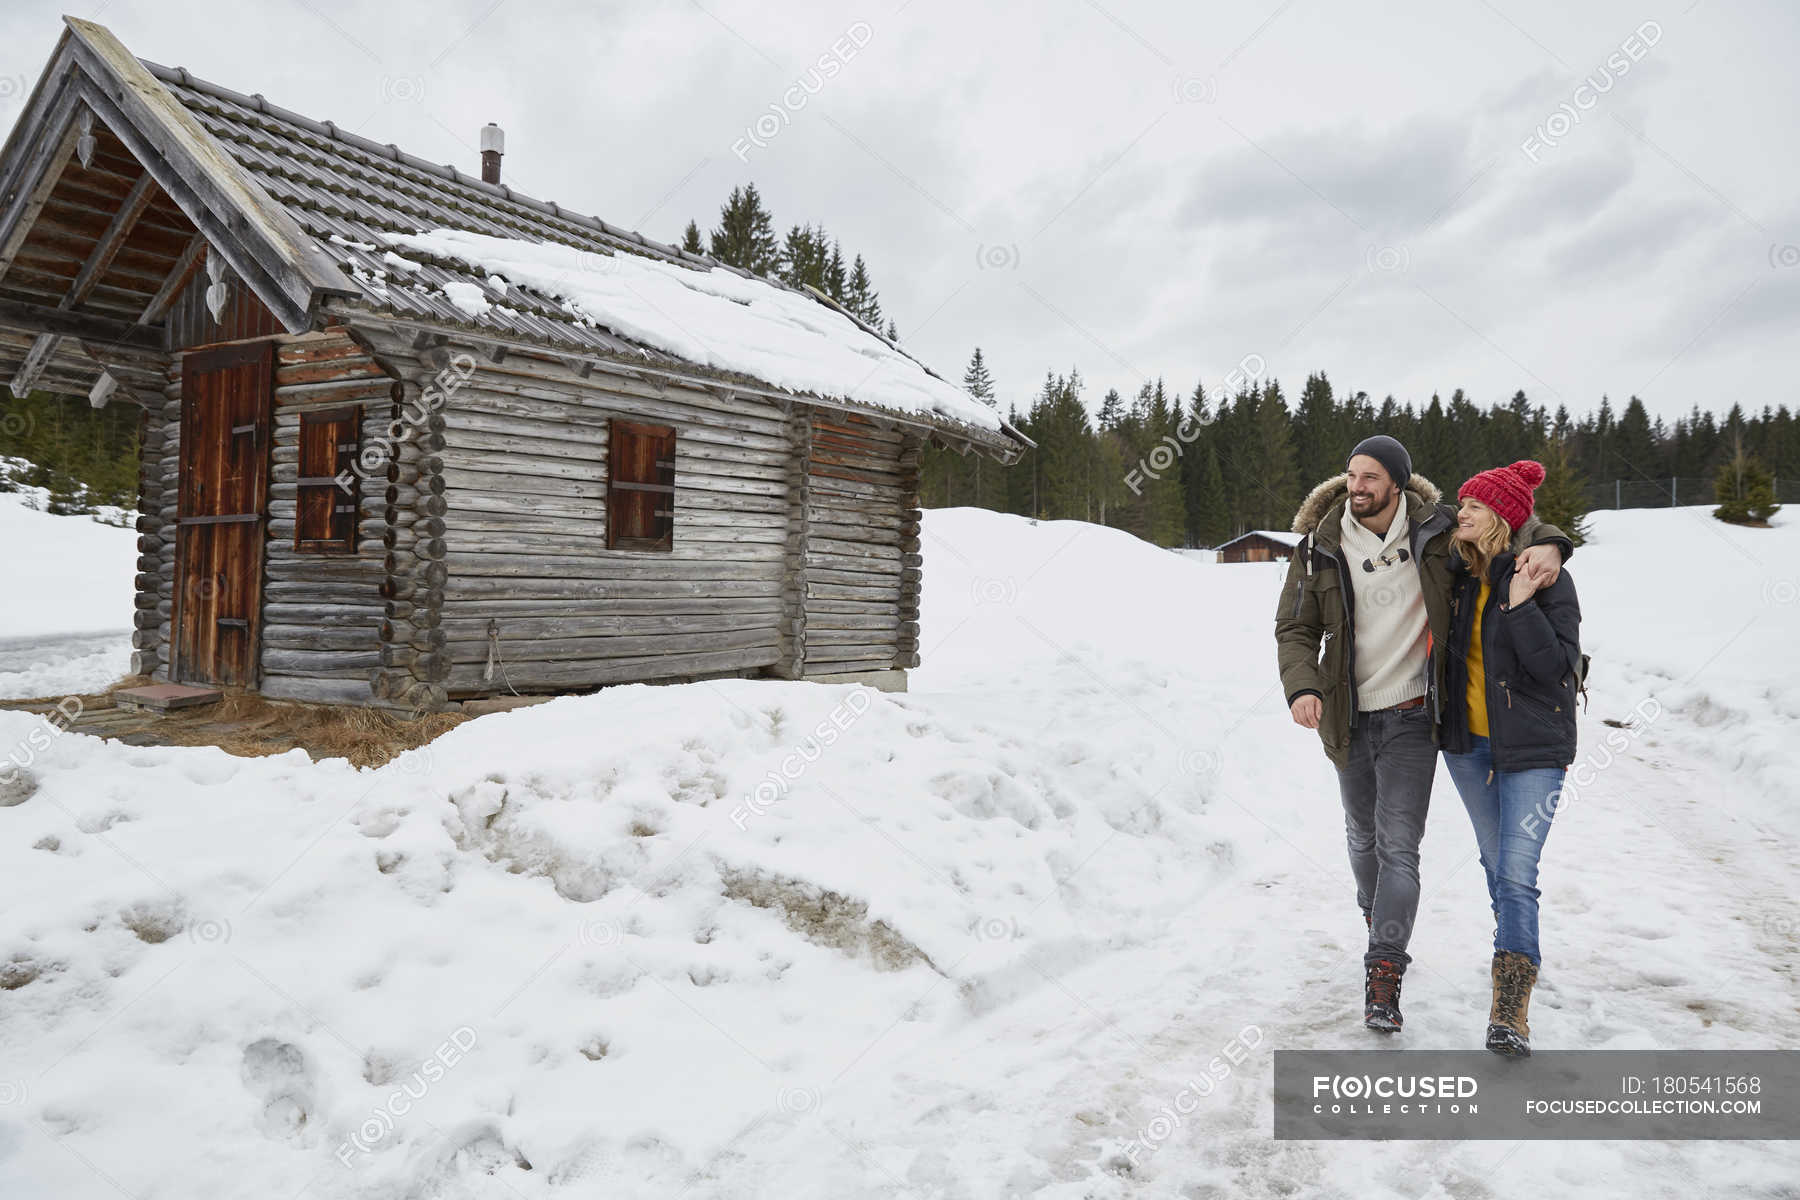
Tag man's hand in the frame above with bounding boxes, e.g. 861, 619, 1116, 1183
1290, 694, 1322, 729
1517, 542, 1562, 589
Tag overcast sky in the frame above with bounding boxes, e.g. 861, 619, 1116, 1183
5, 0, 1796, 425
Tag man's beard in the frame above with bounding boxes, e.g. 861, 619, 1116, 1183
1349, 491, 1384, 512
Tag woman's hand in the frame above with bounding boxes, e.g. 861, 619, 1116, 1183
1508, 567, 1542, 609
1516, 543, 1563, 587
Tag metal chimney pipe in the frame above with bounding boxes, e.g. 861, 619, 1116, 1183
480, 123, 504, 184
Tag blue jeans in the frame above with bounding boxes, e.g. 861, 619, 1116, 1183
1441, 735, 1564, 965
1334, 704, 1437, 970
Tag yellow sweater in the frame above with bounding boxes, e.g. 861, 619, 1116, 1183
1466, 577, 1490, 737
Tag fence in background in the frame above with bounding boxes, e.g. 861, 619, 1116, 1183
1584, 477, 1796, 510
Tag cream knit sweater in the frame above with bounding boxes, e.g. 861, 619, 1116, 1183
1338, 503, 1430, 710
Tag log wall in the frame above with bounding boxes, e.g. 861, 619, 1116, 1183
132, 326, 399, 705
131, 316, 929, 707
798, 413, 922, 677
355, 327, 790, 697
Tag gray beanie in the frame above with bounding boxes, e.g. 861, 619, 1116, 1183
1348, 435, 1412, 489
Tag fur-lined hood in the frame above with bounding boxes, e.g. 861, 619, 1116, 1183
1290, 472, 1444, 538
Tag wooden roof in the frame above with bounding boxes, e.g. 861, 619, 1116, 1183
1215, 529, 1303, 549
0, 19, 1029, 462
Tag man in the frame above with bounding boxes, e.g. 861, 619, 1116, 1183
1274, 435, 1571, 1033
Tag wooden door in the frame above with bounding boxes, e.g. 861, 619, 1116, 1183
173, 341, 273, 686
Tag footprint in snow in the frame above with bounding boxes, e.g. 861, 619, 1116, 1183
240, 1038, 313, 1141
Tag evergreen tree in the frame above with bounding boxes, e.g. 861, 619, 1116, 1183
958, 348, 997, 506
1445, 388, 1483, 483
1142, 379, 1186, 545
963, 348, 996, 406
1714, 445, 1780, 525
778, 223, 829, 291
1189, 435, 1230, 548
680, 220, 704, 255
708, 183, 779, 275
824, 242, 846, 301
844, 254, 882, 326
1292, 371, 1340, 484
1614, 395, 1660, 480
1417, 394, 1454, 485
1533, 436, 1591, 548
1177, 381, 1212, 545
1240, 379, 1299, 532
0, 390, 139, 518
1095, 386, 1125, 431
1021, 369, 1094, 520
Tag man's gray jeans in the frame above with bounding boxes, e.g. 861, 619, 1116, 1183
1334, 702, 1435, 971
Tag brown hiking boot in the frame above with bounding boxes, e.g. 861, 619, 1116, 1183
1487, 950, 1538, 1056
1365, 958, 1404, 1033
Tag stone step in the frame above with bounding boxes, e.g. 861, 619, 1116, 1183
113, 683, 224, 713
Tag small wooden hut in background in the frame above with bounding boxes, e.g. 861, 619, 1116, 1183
0, 19, 1029, 711
1214, 530, 1300, 564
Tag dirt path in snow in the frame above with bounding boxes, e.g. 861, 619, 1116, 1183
693, 695, 1800, 1199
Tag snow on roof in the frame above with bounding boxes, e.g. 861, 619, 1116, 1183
388, 229, 1003, 432
1216, 529, 1303, 548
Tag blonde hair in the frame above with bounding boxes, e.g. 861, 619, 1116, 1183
1459, 500, 1513, 581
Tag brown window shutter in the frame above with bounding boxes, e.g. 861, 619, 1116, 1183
296, 407, 360, 553
607, 417, 676, 551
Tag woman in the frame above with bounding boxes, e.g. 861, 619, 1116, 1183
1439, 460, 1581, 1057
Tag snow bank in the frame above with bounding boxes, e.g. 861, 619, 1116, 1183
4, 502, 1798, 1197
1568, 505, 1800, 815
910, 507, 1285, 689
0, 636, 132, 701
386, 229, 1003, 433
0, 486, 136, 646
0, 666, 1266, 1197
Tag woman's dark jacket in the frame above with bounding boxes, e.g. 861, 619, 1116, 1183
1439, 547, 1582, 771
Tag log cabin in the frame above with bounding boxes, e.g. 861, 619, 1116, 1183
1213, 530, 1301, 564
0, 18, 1030, 710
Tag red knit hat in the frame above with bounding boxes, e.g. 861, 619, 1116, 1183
1457, 460, 1546, 532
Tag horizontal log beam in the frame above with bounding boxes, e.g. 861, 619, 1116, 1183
0, 296, 165, 349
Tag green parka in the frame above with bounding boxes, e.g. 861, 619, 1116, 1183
1273, 472, 1573, 767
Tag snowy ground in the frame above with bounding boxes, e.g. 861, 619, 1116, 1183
0, 487, 136, 699
1, 501, 1797, 1198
